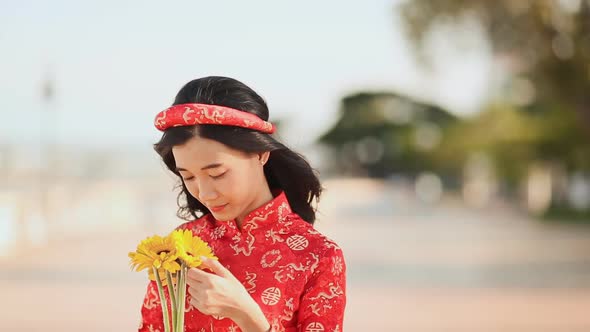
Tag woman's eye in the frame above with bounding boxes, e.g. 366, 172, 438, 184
210, 172, 226, 179
183, 176, 195, 181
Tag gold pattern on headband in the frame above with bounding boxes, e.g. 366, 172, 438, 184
154, 103, 275, 134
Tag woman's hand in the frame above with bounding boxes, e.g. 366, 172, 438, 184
187, 256, 271, 332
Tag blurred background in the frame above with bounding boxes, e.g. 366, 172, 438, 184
1, 0, 590, 331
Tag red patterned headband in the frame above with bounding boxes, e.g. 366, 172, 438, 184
154, 103, 275, 134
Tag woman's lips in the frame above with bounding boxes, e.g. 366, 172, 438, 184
210, 204, 228, 212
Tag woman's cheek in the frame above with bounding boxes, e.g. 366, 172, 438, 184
214, 176, 231, 198
231, 172, 251, 199
185, 183, 199, 200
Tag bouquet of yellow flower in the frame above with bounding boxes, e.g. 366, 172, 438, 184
129, 229, 217, 332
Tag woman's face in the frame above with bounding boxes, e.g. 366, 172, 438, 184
172, 136, 270, 222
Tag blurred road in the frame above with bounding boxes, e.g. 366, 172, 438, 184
1, 178, 589, 331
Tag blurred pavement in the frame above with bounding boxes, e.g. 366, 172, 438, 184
1, 178, 589, 331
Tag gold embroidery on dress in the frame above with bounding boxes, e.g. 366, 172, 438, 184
273, 262, 307, 283
276, 297, 295, 327
305, 322, 325, 332
310, 282, 344, 301
270, 317, 282, 331
143, 284, 159, 310
260, 249, 282, 268
276, 202, 290, 222
306, 282, 344, 316
244, 271, 258, 293
308, 253, 321, 275
265, 228, 287, 244
286, 234, 309, 251
190, 222, 207, 234
331, 255, 344, 276
322, 240, 339, 251
243, 210, 274, 232
210, 225, 226, 240
274, 252, 319, 283
148, 324, 161, 332
261, 287, 282, 305
307, 228, 321, 236
230, 232, 255, 256
309, 302, 322, 316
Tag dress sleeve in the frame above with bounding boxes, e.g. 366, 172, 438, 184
296, 246, 347, 332
138, 281, 165, 332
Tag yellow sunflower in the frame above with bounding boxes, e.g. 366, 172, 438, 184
128, 234, 181, 284
171, 229, 217, 268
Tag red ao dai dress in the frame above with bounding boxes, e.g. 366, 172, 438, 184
138, 191, 346, 332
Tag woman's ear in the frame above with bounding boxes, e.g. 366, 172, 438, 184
258, 151, 270, 165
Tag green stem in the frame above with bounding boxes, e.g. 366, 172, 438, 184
153, 267, 171, 332
166, 271, 177, 330
176, 263, 187, 331
175, 266, 182, 331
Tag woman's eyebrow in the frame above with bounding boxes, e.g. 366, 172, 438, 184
175, 163, 223, 172
200, 163, 223, 170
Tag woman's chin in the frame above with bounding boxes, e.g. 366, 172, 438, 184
210, 209, 236, 222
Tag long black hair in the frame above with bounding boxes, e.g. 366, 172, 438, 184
154, 76, 322, 224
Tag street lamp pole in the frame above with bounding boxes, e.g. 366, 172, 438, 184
40, 70, 55, 243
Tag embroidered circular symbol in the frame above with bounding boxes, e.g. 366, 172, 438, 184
286, 234, 309, 251
261, 287, 281, 305
305, 322, 325, 332
261, 249, 282, 268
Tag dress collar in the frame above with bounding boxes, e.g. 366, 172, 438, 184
219, 190, 292, 232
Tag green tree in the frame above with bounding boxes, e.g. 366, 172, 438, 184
319, 92, 457, 178
399, 0, 590, 220
398, 0, 590, 171
400, 0, 590, 118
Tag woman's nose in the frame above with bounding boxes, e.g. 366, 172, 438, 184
198, 181, 219, 202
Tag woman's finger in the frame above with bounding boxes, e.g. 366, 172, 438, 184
189, 292, 202, 309
187, 267, 212, 283
187, 284, 200, 299
199, 256, 233, 279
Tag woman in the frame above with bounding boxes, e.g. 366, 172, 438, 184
138, 76, 346, 332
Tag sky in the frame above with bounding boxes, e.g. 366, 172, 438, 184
0, 0, 492, 149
